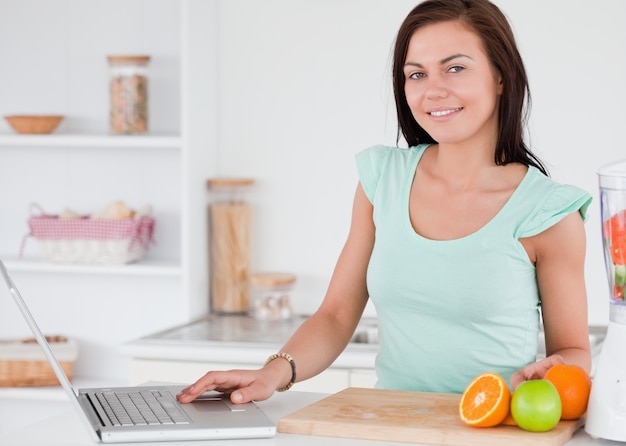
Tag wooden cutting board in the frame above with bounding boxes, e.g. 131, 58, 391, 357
278, 387, 583, 446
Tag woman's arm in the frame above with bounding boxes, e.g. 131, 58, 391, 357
510, 211, 591, 387
177, 183, 375, 403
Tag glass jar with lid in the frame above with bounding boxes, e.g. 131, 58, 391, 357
250, 272, 296, 320
207, 178, 255, 314
107, 55, 150, 134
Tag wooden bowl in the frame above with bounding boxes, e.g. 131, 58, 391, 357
4, 115, 64, 134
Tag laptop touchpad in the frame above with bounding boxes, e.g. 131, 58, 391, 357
193, 395, 247, 412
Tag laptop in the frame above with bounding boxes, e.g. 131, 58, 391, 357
0, 260, 276, 443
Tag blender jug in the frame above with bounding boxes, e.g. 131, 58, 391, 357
585, 160, 626, 441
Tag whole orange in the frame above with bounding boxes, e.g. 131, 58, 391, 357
544, 364, 591, 420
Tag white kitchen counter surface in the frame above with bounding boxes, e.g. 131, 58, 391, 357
119, 314, 379, 369
119, 316, 607, 377
1, 386, 622, 446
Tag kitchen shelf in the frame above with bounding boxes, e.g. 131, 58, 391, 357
2, 257, 182, 277
0, 133, 182, 149
0, 0, 217, 381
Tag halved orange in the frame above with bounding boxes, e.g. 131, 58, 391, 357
500, 412, 517, 426
459, 372, 511, 427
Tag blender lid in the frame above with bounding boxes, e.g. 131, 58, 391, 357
598, 159, 626, 190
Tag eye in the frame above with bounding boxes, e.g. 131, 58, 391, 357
407, 71, 426, 80
448, 65, 465, 73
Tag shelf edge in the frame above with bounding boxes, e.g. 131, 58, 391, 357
0, 133, 182, 149
2, 259, 182, 277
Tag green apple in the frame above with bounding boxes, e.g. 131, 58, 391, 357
511, 380, 562, 432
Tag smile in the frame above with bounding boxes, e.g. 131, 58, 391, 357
428, 107, 463, 117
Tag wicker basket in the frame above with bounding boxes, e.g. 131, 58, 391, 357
4, 115, 64, 134
0, 360, 74, 387
0, 337, 77, 387
20, 204, 155, 264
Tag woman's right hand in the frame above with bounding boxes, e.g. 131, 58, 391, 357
176, 368, 276, 404
178, 183, 374, 406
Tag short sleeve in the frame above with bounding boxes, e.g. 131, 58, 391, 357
518, 184, 592, 238
355, 145, 392, 204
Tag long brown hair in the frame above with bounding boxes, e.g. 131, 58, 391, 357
392, 0, 548, 175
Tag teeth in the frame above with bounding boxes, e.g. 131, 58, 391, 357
430, 108, 460, 117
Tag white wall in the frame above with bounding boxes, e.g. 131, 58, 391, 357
1, 1, 623, 381
215, 0, 626, 325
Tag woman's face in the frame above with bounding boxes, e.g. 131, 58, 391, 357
403, 21, 503, 148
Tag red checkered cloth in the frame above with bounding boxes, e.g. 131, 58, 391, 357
20, 215, 155, 257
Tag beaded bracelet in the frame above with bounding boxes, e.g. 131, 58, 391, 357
265, 352, 296, 392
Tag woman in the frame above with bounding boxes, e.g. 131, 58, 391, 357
178, 0, 592, 404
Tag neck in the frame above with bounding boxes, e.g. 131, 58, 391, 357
428, 142, 497, 190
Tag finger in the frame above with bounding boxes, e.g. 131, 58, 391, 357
510, 366, 538, 389
527, 355, 563, 380
542, 354, 565, 369
177, 370, 254, 403
176, 383, 213, 403
510, 364, 544, 389
509, 371, 524, 389
176, 373, 221, 403
509, 354, 566, 390
230, 380, 274, 404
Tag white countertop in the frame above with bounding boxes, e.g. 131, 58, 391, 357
120, 316, 607, 375
120, 315, 379, 370
0, 383, 622, 446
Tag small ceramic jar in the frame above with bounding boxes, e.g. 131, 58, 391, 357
250, 272, 296, 320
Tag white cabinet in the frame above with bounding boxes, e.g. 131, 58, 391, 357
349, 369, 378, 388
0, 0, 217, 381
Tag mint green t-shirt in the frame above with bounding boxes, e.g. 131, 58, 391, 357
356, 144, 592, 393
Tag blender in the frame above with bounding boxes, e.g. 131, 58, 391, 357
585, 160, 626, 441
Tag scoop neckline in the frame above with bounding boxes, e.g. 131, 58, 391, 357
402, 145, 533, 243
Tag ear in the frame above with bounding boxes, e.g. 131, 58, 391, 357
496, 75, 504, 95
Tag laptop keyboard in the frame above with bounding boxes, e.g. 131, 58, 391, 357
95, 390, 189, 426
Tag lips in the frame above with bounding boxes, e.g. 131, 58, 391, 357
428, 107, 463, 117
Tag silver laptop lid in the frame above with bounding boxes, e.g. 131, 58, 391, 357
0, 260, 101, 442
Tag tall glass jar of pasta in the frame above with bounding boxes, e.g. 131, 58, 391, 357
107, 55, 150, 134
207, 178, 255, 314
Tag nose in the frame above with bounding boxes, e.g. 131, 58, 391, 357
424, 74, 448, 100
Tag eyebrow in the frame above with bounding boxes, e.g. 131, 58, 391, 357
404, 53, 474, 69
